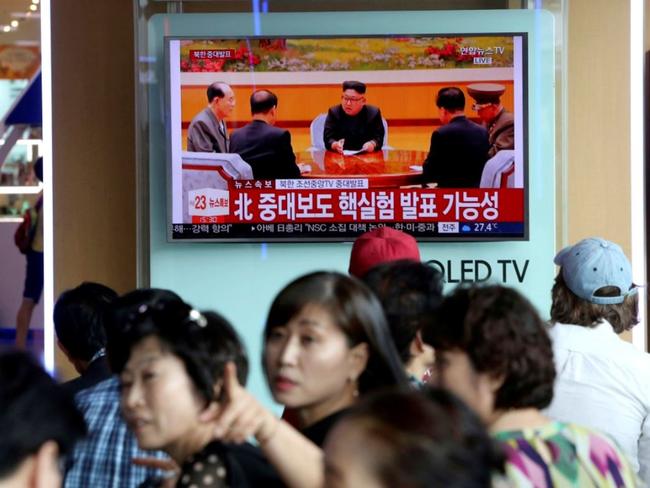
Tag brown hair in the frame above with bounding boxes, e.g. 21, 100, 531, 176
550, 272, 639, 333
422, 285, 555, 410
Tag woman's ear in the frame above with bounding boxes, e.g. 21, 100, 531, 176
348, 342, 369, 381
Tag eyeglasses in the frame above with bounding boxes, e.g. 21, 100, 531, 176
342, 95, 364, 103
471, 103, 494, 111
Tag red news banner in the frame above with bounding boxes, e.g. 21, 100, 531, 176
188, 181, 524, 224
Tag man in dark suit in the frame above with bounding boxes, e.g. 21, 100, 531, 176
324, 80, 385, 153
422, 87, 489, 188
186, 81, 235, 153
229, 89, 301, 179
54, 282, 117, 396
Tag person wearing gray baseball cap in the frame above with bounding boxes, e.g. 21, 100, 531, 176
546, 237, 649, 484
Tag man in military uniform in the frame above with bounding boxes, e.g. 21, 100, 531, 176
467, 83, 514, 158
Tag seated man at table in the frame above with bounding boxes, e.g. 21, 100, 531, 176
187, 81, 235, 153
230, 89, 301, 179
324, 80, 385, 153
422, 86, 489, 188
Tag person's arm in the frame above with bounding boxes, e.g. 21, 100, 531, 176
207, 363, 323, 488
488, 121, 514, 158
422, 130, 440, 183
639, 413, 650, 485
187, 119, 217, 153
281, 131, 301, 178
323, 109, 342, 152
365, 108, 385, 151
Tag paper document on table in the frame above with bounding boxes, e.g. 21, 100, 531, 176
343, 149, 364, 156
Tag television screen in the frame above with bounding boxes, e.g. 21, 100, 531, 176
166, 33, 527, 241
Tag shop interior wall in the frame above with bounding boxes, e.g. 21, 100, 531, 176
51, 1, 640, 377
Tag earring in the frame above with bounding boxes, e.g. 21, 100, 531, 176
348, 376, 360, 398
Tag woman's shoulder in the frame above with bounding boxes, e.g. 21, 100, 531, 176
496, 422, 639, 487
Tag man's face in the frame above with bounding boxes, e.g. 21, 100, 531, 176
340, 89, 366, 116
474, 103, 498, 124
212, 84, 236, 119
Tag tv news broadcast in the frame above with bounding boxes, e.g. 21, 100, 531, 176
166, 34, 527, 242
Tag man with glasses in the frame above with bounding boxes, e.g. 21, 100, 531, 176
323, 80, 385, 154
467, 83, 514, 158
187, 81, 236, 153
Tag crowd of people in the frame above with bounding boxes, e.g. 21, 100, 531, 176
1, 230, 648, 487
185, 80, 514, 186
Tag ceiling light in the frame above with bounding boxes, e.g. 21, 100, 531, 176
29, 4, 38, 11
2, 26, 11, 33
32, 0, 40, 4
10, 20, 18, 28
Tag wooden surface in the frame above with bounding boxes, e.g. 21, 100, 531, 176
297, 149, 425, 187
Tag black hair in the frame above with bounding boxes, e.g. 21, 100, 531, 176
436, 87, 465, 111
264, 271, 408, 394
207, 81, 228, 103
54, 282, 117, 362
104, 288, 183, 373
112, 291, 248, 403
422, 285, 555, 410
342, 80, 367, 94
250, 89, 278, 115
363, 260, 443, 364
33, 157, 43, 183
333, 387, 503, 487
0, 351, 86, 479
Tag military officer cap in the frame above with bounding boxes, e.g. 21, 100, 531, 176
467, 83, 505, 104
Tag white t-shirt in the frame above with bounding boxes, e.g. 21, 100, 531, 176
545, 320, 650, 485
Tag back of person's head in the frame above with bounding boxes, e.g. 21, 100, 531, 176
265, 271, 407, 394
250, 89, 278, 115
0, 351, 86, 484
551, 237, 639, 333
54, 282, 117, 362
207, 81, 228, 103
342, 80, 366, 94
363, 260, 443, 364
349, 227, 420, 279
113, 294, 248, 403
323, 387, 503, 488
422, 285, 555, 410
436, 87, 465, 112
104, 288, 184, 373
34, 156, 43, 183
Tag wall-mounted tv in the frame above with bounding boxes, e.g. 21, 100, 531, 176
166, 33, 527, 241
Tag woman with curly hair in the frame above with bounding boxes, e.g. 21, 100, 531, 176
422, 284, 639, 487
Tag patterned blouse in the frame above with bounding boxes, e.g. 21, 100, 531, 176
494, 422, 639, 487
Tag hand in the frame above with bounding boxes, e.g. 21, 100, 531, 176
298, 163, 312, 174
206, 362, 279, 444
132, 458, 179, 488
361, 141, 376, 153
331, 139, 345, 154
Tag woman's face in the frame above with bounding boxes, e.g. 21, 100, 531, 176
434, 349, 496, 422
264, 304, 367, 423
120, 336, 207, 455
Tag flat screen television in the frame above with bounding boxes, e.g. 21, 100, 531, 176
166, 33, 527, 241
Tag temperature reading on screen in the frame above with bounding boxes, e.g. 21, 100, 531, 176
474, 223, 499, 232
